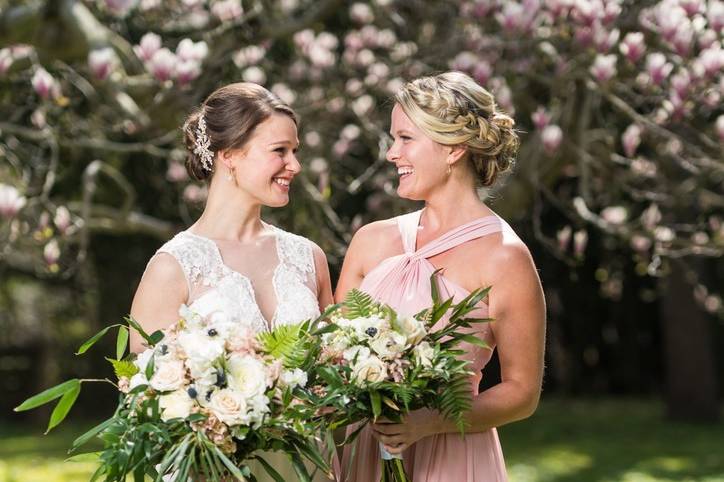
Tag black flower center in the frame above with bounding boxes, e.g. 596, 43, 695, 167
365, 327, 378, 337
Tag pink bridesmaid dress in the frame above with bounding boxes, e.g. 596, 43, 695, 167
341, 209, 509, 482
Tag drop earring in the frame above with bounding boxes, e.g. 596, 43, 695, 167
446, 163, 452, 175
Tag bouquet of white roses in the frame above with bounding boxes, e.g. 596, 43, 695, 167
310, 279, 491, 482
15, 306, 334, 482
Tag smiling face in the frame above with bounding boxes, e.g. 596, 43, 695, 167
225, 113, 301, 207
386, 103, 452, 201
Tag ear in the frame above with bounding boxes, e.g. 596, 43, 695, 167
218, 148, 239, 171
446, 145, 468, 165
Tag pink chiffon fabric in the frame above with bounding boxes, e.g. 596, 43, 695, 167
340, 210, 509, 482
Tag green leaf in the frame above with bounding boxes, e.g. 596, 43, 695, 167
76, 325, 119, 355
125, 316, 152, 344
344, 289, 376, 318
254, 455, 286, 482
46, 381, 81, 433
145, 354, 156, 381
72, 418, 115, 450
290, 452, 312, 482
106, 357, 139, 379
370, 389, 382, 420
116, 326, 129, 360
454, 333, 489, 349
429, 269, 443, 304
257, 323, 307, 368
213, 446, 246, 480
14, 379, 81, 412
149, 330, 165, 345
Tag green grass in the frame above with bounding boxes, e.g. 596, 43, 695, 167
1, 399, 722, 482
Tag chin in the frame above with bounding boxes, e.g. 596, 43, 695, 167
397, 185, 424, 201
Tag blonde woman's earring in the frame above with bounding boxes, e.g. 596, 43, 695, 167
446, 163, 452, 175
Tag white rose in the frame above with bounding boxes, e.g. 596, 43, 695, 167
279, 368, 308, 389
413, 341, 435, 368
322, 330, 352, 353
343, 345, 371, 363
227, 354, 269, 398
159, 389, 195, 421
369, 331, 407, 360
178, 304, 203, 328
351, 355, 387, 385
246, 394, 271, 428
134, 348, 154, 372
395, 315, 427, 345
149, 359, 186, 392
178, 330, 224, 374
209, 388, 248, 426
129, 372, 149, 391
354, 316, 388, 339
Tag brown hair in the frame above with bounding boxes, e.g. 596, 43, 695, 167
183, 83, 298, 181
394, 71, 519, 187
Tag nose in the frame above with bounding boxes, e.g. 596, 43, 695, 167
286, 152, 301, 174
386, 138, 399, 163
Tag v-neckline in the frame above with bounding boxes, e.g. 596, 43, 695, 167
411, 209, 499, 253
184, 228, 281, 328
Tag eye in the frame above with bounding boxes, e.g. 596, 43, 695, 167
400, 135, 412, 141
274, 147, 286, 154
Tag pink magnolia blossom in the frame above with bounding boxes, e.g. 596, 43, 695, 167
176, 38, 208, 63
531, 106, 551, 130
541, 124, 563, 153
450, 51, 478, 72
463, 0, 500, 18
232, 45, 266, 68
698, 29, 718, 50
166, 161, 188, 182
622, 124, 642, 157
134, 32, 161, 62
573, 229, 588, 257
697, 46, 724, 77
44, 239, 60, 265
242, 66, 266, 84
211, 0, 243, 22
630, 234, 652, 252
670, 69, 691, 98
147, 48, 176, 82
271, 83, 296, 105
0, 184, 26, 219
716, 115, 724, 142
708, 0, 724, 32
175, 60, 201, 85
645, 53, 673, 85
350, 3, 374, 24
0, 48, 13, 75
679, 0, 703, 16
671, 22, 694, 56
545, 0, 573, 18
601, 206, 628, 224
496, 0, 539, 34
641, 204, 662, 229
619, 32, 646, 63
593, 24, 620, 52
557, 225, 572, 251
88, 47, 117, 80
31, 67, 59, 99
104, 0, 137, 17
590, 54, 617, 82
472, 60, 493, 85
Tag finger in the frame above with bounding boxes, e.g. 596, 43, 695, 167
378, 434, 405, 446
375, 417, 394, 424
372, 423, 402, 435
385, 443, 409, 455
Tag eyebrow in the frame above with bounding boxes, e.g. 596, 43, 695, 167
389, 129, 413, 137
269, 140, 300, 148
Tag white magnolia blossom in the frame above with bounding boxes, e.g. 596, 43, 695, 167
0, 184, 27, 219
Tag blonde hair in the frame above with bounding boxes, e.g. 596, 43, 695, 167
394, 71, 519, 187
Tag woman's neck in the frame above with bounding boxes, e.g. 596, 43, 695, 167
421, 181, 493, 232
190, 182, 266, 242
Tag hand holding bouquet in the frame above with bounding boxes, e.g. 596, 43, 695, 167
310, 278, 491, 482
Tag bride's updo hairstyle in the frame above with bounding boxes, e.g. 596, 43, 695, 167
394, 71, 519, 188
183, 82, 298, 181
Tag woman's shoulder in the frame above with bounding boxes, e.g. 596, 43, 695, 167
475, 218, 537, 284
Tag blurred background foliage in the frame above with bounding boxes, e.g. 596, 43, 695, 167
0, 0, 722, 479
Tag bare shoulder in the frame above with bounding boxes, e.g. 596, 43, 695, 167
480, 224, 539, 285
349, 217, 403, 272
141, 251, 187, 287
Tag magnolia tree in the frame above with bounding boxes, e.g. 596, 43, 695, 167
0, 0, 722, 415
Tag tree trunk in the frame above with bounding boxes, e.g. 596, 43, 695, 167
660, 259, 719, 422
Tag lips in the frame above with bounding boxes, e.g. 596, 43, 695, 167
397, 166, 414, 178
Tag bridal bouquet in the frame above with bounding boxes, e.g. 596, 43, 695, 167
310, 280, 491, 482
15, 306, 333, 482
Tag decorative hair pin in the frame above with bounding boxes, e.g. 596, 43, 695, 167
194, 114, 214, 172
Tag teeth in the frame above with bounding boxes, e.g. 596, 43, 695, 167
397, 167, 414, 176
274, 178, 290, 186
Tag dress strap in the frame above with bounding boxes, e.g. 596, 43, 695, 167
413, 215, 506, 260
396, 210, 424, 254
156, 231, 225, 289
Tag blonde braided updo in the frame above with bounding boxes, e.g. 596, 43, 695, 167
394, 71, 519, 187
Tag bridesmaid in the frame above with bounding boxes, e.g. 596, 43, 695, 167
336, 71, 546, 481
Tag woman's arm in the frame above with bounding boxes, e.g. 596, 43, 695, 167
129, 253, 188, 353
374, 240, 546, 453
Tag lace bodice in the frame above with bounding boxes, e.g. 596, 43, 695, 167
155, 226, 320, 333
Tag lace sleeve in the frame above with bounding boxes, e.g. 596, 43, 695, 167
274, 229, 317, 292
156, 232, 224, 295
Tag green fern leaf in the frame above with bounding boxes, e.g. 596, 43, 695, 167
344, 289, 376, 318
258, 324, 308, 368
437, 371, 473, 434
105, 357, 139, 379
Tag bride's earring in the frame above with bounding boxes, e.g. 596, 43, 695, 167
226, 166, 235, 182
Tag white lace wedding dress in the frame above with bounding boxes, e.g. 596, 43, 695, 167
156, 224, 333, 482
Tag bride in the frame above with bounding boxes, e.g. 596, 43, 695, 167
129, 82, 335, 481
